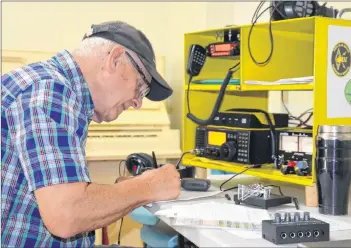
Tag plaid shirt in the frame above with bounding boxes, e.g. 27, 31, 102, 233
1, 50, 96, 247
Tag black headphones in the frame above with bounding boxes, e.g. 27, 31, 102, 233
271, 1, 338, 21
125, 153, 155, 176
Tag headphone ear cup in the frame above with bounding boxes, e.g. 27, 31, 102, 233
270, 1, 288, 21
137, 153, 154, 168
125, 153, 154, 176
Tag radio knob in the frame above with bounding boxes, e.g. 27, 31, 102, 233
274, 213, 281, 223
294, 212, 301, 222
303, 212, 310, 221
284, 212, 291, 222
214, 150, 220, 157
220, 141, 237, 161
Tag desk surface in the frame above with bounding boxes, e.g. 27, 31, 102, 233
146, 177, 351, 247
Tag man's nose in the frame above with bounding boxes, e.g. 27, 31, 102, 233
132, 98, 142, 109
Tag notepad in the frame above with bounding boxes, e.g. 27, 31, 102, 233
154, 201, 271, 231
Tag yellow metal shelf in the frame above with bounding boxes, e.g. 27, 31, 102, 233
183, 155, 313, 186
184, 84, 241, 91
182, 17, 351, 187
241, 83, 314, 91
185, 83, 314, 91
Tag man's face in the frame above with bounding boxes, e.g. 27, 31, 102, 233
92, 46, 151, 123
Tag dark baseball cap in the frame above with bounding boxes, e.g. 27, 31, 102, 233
82, 21, 173, 101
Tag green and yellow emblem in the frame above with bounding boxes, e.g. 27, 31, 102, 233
331, 42, 351, 77
345, 80, 351, 105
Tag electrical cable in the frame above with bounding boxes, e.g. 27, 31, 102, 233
281, 91, 313, 128
175, 151, 192, 169
186, 63, 240, 125
267, 184, 300, 210
117, 217, 123, 245
252, 1, 266, 24
219, 166, 253, 192
116, 160, 126, 246
187, 76, 193, 114
248, 1, 288, 66
248, 3, 274, 65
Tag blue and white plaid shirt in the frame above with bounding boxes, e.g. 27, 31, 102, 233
1, 50, 96, 247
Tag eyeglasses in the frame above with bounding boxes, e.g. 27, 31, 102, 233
125, 51, 150, 99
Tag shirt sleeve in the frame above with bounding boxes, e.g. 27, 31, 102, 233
7, 80, 91, 192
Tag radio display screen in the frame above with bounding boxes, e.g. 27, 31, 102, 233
208, 131, 226, 146
214, 43, 231, 52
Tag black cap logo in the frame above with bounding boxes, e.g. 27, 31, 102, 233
331, 42, 350, 77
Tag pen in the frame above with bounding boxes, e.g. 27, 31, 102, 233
152, 151, 158, 168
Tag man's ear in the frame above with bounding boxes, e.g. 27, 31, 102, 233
106, 45, 125, 73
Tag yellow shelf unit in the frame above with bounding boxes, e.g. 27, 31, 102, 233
184, 83, 313, 92
182, 154, 313, 186
182, 17, 351, 187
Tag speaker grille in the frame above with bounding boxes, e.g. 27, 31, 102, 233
195, 128, 206, 148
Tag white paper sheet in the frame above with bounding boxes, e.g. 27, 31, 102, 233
225, 229, 262, 239
154, 201, 271, 231
245, 76, 313, 85
308, 214, 351, 232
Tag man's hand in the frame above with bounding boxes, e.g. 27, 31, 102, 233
139, 164, 181, 202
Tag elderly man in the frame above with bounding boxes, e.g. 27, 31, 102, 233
1, 21, 181, 248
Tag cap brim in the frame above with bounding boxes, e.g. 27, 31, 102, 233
139, 57, 173, 101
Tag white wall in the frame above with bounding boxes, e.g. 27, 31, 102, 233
3, 2, 351, 130
2, 2, 237, 131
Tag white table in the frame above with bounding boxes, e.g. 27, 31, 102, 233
145, 177, 351, 247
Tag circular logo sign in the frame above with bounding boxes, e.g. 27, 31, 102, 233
345, 79, 351, 105
331, 42, 351, 77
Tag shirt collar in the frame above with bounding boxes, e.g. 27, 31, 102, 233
51, 50, 95, 119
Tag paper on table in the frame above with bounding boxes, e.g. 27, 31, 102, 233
225, 229, 262, 239
245, 76, 313, 85
155, 201, 271, 231
307, 214, 351, 232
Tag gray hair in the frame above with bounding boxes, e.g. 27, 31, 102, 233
72, 36, 151, 82
72, 36, 121, 58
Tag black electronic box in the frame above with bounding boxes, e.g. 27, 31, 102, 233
277, 129, 313, 175
211, 111, 288, 129
262, 212, 330, 245
195, 126, 273, 165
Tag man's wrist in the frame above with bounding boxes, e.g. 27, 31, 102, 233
115, 176, 132, 184
115, 176, 153, 206
134, 176, 154, 205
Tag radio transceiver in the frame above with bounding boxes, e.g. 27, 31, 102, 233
195, 126, 274, 165
207, 42, 240, 57
211, 110, 288, 129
